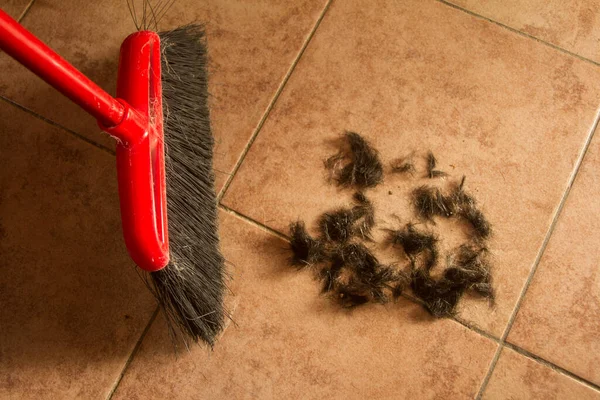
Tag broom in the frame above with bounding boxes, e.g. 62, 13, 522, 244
0, 8, 226, 346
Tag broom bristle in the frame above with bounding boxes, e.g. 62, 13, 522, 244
147, 24, 226, 347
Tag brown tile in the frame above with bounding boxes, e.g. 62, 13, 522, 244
0, 0, 328, 190
112, 211, 497, 399
483, 347, 600, 399
449, 0, 600, 63
507, 131, 600, 385
222, 0, 600, 336
1, 0, 30, 19
0, 101, 156, 398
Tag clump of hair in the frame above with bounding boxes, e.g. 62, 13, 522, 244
336, 280, 370, 308
319, 262, 344, 294
426, 151, 448, 179
333, 242, 380, 274
324, 152, 346, 182
352, 192, 375, 240
319, 208, 357, 243
326, 132, 384, 188
412, 186, 453, 221
410, 244, 494, 317
322, 243, 409, 306
448, 177, 492, 240
359, 264, 407, 304
289, 221, 327, 267
290, 137, 495, 318
391, 155, 416, 175
445, 245, 494, 302
387, 223, 440, 272
387, 223, 437, 257
461, 207, 492, 240
410, 267, 462, 317
319, 193, 376, 243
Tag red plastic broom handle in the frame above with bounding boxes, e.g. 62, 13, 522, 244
0, 9, 170, 272
0, 9, 124, 127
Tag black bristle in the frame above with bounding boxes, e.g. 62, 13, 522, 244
289, 221, 326, 266
327, 132, 383, 188
149, 25, 226, 347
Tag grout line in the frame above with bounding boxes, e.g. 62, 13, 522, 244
436, 0, 600, 67
221, 100, 600, 396
220, 201, 600, 396
17, 0, 36, 22
475, 107, 600, 399
452, 316, 500, 343
216, 0, 333, 202
106, 306, 160, 400
475, 345, 505, 399
0, 95, 116, 155
220, 207, 501, 347
504, 342, 600, 392
219, 204, 289, 241
221, 200, 509, 349
500, 106, 600, 342
17, 1, 598, 393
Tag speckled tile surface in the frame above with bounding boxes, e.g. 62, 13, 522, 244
0, 100, 156, 399
483, 348, 600, 399
3, 0, 600, 397
508, 129, 600, 386
111, 211, 497, 400
1, 0, 30, 20
222, 0, 600, 337
448, 0, 600, 63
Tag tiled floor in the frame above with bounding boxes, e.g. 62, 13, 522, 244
1, 0, 599, 399
1, 0, 31, 20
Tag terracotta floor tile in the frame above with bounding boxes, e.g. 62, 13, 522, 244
0, 100, 157, 398
507, 131, 600, 385
483, 348, 600, 399
0, 0, 328, 189
111, 210, 497, 400
222, 0, 600, 336
2, 0, 30, 19
449, 0, 600, 63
